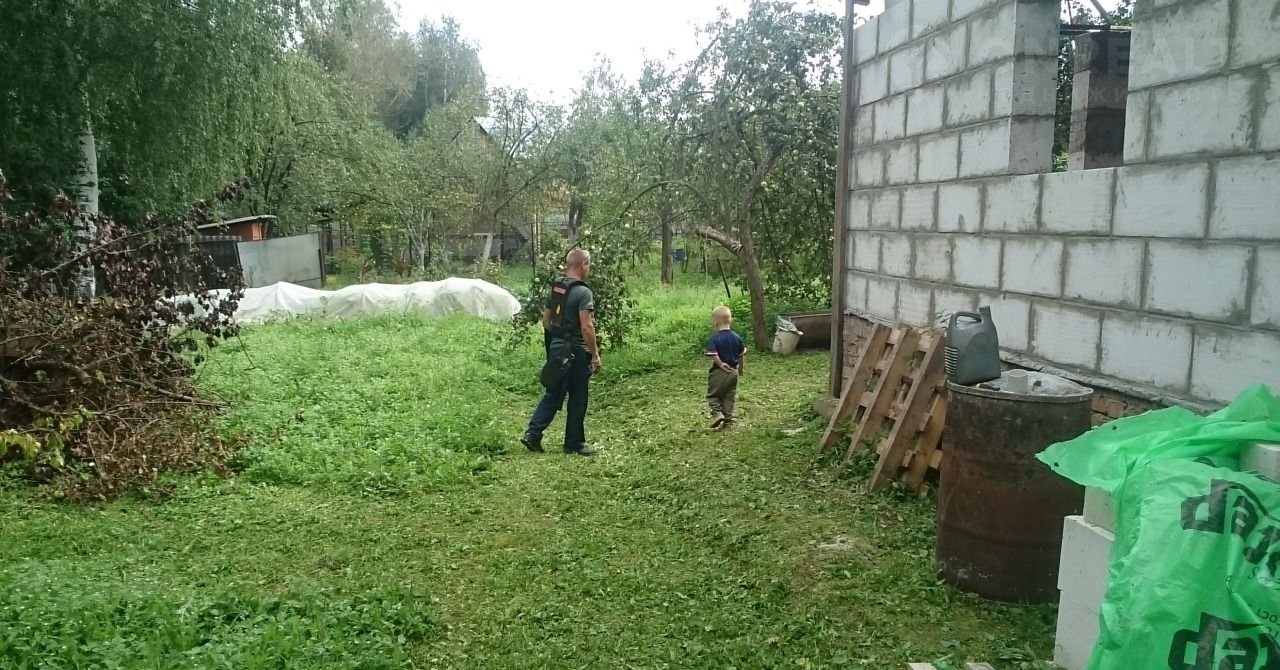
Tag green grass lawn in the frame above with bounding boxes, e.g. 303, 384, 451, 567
0, 276, 1057, 669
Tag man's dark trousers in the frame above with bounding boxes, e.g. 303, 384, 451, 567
527, 339, 591, 450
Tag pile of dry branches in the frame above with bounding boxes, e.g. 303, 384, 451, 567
0, 171, 247, 499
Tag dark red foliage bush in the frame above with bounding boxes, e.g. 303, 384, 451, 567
0, 169, 247, 500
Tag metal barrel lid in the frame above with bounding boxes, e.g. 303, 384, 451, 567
947, 371, 1093, 405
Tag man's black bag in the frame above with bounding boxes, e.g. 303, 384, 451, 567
540, 347, 574, 388
538, 277, 585, 388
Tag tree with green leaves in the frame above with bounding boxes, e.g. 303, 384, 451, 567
0, 0, 299, 296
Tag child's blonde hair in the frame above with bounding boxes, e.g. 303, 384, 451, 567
712, 305, 732, 326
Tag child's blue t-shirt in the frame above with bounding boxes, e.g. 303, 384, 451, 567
706, 329, 746, 369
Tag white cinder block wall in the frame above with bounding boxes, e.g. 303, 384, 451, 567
840, 0, 1280, 407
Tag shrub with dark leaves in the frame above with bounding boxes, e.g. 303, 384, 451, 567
0, 169, 247, 500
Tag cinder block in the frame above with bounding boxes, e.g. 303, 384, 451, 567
847, 192, 871, 230
898, 282, 934, 326
1114, 164, 1208, 238
854, 105, 875, 146
950, 0, 1001, 22
934, 287, 978, 315
1012, 0, 1060, 58
844, 272, 869, 313
866, 276, 900, 319
1101, 314, 1194, 391
1083, 487, 1114, 533
912, 0, 949, 38
1212, 156, 1280, 240
1002, 237, 1064, 297
852, 232, 881, 272
1231, 0, 1280, 68
1064, 239, 1143, 308
906, 84, 946, 137
919, 133, 961, 183
886, 140, 919, 185
938, 181, 981, 232
855, 149, 886, 188
1058, 515, 1114, 614
853, 16, 879, 65
1032, 303, 1101, 370
1123, 90, 1150, 164
1129, 0, 1230, 90
882, 233, 914, 277
1007, 117, 1055, 175
889, 43, 927, 96
946, 69, 993, 128
901, 185, 938, 230
1241, 443, 1280, 481
858, 58, 890, 106
1145, 242, 1251, 322
1054, 591, 1101, 670
877, 0, 912, 54
953, 236, 1002, 288
1041, 169, 1113, 234
925, 23, 969, 82
914, 234, 952, 282
967, 3, 1017, 67
1191, 328, 1280, 404
874, 95, 908, 144
962, 117, 1049, 176
870, 189, 901, 229
991, 56, 1058, 118
1254, 247, 1280, 330
1264, 66, 1280, 153
983, 175, 1040, 233
1150, 75, 1254, 160
959, 121, 1013, 178
978, 292, 1030, 350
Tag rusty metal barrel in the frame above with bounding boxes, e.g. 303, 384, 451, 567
935, 371, 1092, 603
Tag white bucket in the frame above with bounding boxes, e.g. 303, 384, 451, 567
772, 329, 802, 355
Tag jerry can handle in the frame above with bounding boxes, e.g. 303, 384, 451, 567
948, 311, 984, 330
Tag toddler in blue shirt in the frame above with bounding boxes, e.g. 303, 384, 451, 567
705, 306, 745, 429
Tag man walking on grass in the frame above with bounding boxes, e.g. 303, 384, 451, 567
522, 248, 602, 456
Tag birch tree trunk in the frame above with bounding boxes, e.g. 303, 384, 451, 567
73, 116, 99, 301
659, 201, 675, 285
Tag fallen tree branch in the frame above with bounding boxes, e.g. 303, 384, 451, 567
120, 379, 223, 408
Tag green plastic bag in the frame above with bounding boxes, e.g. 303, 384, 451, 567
1037, 385, 1280, 670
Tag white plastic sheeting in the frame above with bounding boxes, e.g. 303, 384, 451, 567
174, 278, 521, 325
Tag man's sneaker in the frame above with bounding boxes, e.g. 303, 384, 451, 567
710, 412, 727, 429
564, 445, 597, 456
520, 433, 544, 453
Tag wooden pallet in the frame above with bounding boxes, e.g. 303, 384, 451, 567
818, 323, 948, 495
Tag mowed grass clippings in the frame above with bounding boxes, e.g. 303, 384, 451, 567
0, 277, 1058, 669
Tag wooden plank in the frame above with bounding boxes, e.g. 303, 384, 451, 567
818, 377, 860, 454
843, 327, 920, 462
899, 347, 948, 490
818, 325, 890, 452
903, 390, 948, 492
867, 335, 944, 492
966, 664, 997, 670
907, 664, 937, 670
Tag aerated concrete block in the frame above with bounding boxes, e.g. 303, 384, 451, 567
1057, 515, 1114, 614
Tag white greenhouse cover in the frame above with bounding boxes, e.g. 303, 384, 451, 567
175, 278, 521, 325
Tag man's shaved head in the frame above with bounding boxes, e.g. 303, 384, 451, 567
566, 248, 592, 269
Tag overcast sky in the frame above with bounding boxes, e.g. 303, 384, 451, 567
396, 0, 872, 103
395, 0, 1118, 104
